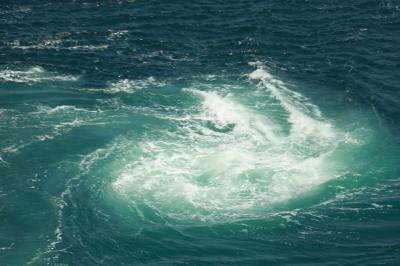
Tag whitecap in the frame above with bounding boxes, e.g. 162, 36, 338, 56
107, 77, 167, 93
0, 67, 78, 83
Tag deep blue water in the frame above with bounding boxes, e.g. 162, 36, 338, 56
1, 1, 400, 265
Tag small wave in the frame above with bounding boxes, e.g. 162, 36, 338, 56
0, 67, 78, 83
66, 45, 108, 50
0, 156, 10, 166
8, 39, 108, 51
8, 39, 63, 50
35, 105, 97, 115
83, 77, 167, 94
107, 30, 129, 40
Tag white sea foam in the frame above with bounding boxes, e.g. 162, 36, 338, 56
8, 39, 63, 50
31, 179, 78, 264
109, 65, 358, 222
0, 67, 78, 83
80, 77, 167, 94
28, 105, 99, 143
0, 243, 15, 251
186, 88, 281, 143
107, 30, 129, 40
35, 105, 96, 115
107, 77, 167, 93
66, 44, 108, 50
8, 39, 108, 51
0, 156, 9, 165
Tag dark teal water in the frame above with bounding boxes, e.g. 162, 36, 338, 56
1, 1, 400, 265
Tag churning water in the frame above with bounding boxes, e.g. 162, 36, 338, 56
1, 1, 400, 265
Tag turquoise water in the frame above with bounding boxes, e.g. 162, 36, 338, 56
1, 1, 400, 265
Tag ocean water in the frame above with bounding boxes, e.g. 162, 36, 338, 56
1, 0, 400, 265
